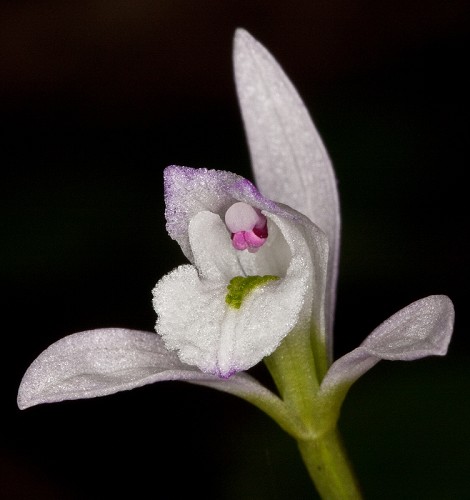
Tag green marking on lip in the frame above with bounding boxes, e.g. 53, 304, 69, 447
225, 275, 279, 309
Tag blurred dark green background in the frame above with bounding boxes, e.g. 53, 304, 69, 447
2, 1, 468, 498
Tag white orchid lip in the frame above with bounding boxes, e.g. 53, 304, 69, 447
156, 165, 330, 377
225, 201, 268, 252
151, 164, 331, 379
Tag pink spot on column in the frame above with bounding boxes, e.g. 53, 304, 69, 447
225, 202, 268, 253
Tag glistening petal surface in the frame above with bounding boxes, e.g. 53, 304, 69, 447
153, 210, 318, 377
17, 328, 285, 410
233, 28, 340, 347
320, 295, 455, 393
164, 165, 278, 263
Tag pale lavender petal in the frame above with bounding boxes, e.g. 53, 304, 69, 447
320, 295, 455, 394
17, 328, 286, 412
233, 28, 340, 352
163, 166, 278, 263
17, 328, 197, 409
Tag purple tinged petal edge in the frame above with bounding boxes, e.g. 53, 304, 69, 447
163, 165, 299, 263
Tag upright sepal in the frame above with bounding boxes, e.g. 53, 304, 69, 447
233, 28, 340, 350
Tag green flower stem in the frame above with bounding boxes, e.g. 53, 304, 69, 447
264, 326, 362, 499
265, 326, 319, 425
297, 428, 363, 499
310, 324, 329, 382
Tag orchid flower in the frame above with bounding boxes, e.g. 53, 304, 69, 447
18, 29, 454, 499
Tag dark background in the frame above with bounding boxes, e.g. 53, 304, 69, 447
2, 1, 468, 498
